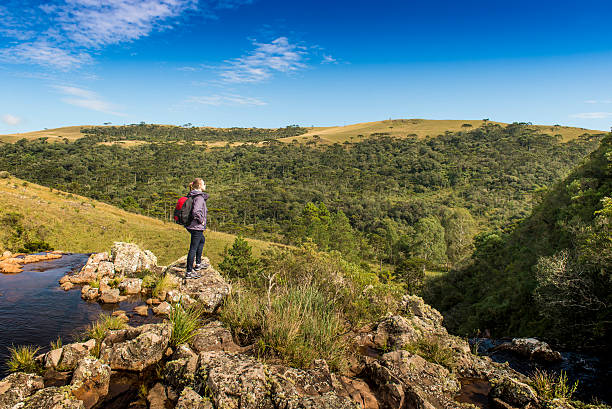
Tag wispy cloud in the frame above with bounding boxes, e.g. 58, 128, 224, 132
186, 94, 267, 106
0, 0, 251, 70
570, 112, 612, 119
220, 37, 308, 83
54, 85, 125, 116
1, 114, 22, 126
585, 99, 612, 104
321, 54, 337, 64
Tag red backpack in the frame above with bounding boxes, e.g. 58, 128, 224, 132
174, 196, 193, 226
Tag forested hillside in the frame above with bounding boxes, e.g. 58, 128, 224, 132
425, 134, 612, 349
0, 122, 604, 274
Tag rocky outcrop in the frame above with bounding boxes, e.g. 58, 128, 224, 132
118, 278, 142, 295
490, 377, 539, 408
493, 338, 563, 363
190, 320, 241, 353
165, 256, 230, 313
99, 323, 172, 371
17, 386, 85, 409
68, 253, 110, 284
0, 372, 44, 409
40, 339, 97, 371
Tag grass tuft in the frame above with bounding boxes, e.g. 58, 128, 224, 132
50, 336, 63, 350
531, 369, 578, 402
7, 345, 41, 373
152, 274, 178, 298
404, 337, 457, 371
83, 313, 128, 357
169, 303, 204, 347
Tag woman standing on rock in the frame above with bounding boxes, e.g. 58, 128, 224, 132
185, 178, 209, 279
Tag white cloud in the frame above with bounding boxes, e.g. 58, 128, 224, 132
220, 37, 308, 83
54, 85, 126, 116
570, 112, 612, 119
1, 114, 22, 126
0, 41, 92, 69
186, 94, 267, 106
321, 54, 337, 64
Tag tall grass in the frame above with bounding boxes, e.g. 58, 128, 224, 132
169, 303, 204, 347
531, 369, 578, 402
7, 345, 40, 373
83, 313, 128, 357
261, 286, 345, 370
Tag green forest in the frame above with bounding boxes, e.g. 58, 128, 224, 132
1, 122, 609, 348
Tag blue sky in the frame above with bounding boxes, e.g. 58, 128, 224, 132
1, 0, 612, 133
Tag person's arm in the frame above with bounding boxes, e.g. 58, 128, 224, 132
192, 196, 205, 224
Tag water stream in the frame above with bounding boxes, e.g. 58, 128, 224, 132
0, 253, 157, 376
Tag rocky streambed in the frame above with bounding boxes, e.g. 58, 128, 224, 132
0, 242, 600, 409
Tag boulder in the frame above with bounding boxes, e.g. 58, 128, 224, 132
133, 305, 148, 317
99, 323, 172, 371
365, 350, 460, 409
490, 377, 538, 408
152, 301, 172, 316
166, 289, 181, 303
119, 278, 142, 295
371, 315, 421, 350
80, 286, 99, 301
44, 348, 63, 369
0, 372, 44, 409
60, 282, 74, 291
69, 253, 108, 284
16, 386, 85, 408
57, 340, 96, 371
164, 344, 199, 390
190, 321, 240, 353
96, 261, 114, 277
176, 387, 212, 409
494, 338, 562, 363
110, 242, 157, 275
147, 383, 170, 409
401, 295, 444, 329
99, 288, 120, 304
70, 357, 111, 409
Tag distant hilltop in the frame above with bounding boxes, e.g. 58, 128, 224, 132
0, 119, 603, 146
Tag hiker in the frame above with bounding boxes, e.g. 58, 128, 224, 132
184, 178, 209, 279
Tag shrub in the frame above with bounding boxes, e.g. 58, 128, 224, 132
169, 303, 204, 347
0, 171, 10, 178
404, 337, 457, 370
531, 369, 578, 402
7, 345, 40, 373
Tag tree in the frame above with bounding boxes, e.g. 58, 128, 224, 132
409, 216, 447, 266
219, 236, 261, 279
394, 256, 426, 294
443, 208, 477, 267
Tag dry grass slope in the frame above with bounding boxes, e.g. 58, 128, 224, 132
0, 126, 89, 143
0, 176, 277, 265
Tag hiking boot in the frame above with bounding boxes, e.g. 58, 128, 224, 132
185, 271, 201, 279
193, 263, 210, 272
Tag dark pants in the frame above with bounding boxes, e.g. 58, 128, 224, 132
186, 229, 205, 272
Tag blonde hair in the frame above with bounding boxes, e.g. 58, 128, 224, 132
189, 178, 206, 191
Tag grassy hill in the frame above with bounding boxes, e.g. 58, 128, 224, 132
0, 174, 278, 265
279, 119, 599, 144
1, 120, 600, 146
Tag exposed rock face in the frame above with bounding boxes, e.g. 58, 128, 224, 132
176, 387, 212, 409
365, 350, 460, 409
196, 351, 359, 409
99, 323, 172, 371
111, 243, 157, 275
53, 340, 97, 371
70, 358, 111, 409
494, 338, 563, 363
0, 372, 44, 409
80, 286, 99, 301
17, 386, 85, 408
190, 321, 240, 353
165, 256, 230, 313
